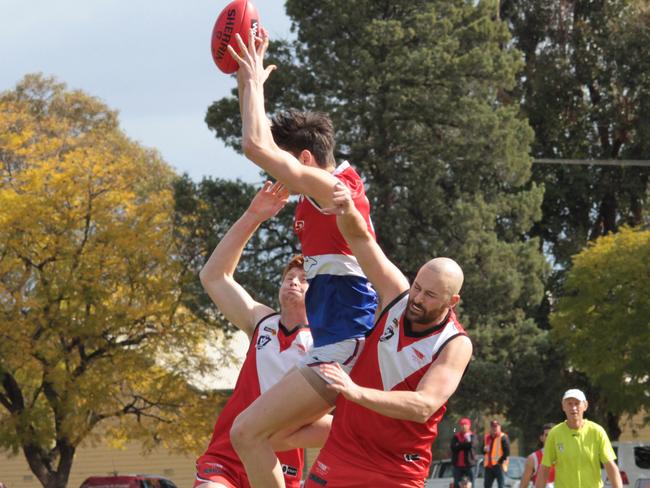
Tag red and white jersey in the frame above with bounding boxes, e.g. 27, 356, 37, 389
321, 292, 468, 481
531, 448, 555, 484
198, 313, 312, 482
293, 161, 377, 347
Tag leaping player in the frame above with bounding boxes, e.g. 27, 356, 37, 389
226, 32, 378, 487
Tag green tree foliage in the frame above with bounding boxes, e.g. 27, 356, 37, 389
0, 75, 224, 488
501, 0, 650, 437
173, 176, 299, 334
551, 228, 650, 431
206, 0, 550, 443
501, 0, 650, 270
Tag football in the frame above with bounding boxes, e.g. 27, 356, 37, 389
211, 0, 261, 74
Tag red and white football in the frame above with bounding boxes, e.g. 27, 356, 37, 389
211, 0, 261, 74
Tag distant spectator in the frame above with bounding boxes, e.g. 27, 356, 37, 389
483, 419, 510, 488
535, 388, 623, 488
520, 423, 555, 487
451, 417, 478, 488
460, 476, 473, 488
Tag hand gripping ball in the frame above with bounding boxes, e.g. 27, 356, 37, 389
211, 0, 261, 74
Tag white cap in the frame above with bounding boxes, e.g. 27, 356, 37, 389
562, 388, 587, 402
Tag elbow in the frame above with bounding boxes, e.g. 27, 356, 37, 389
198, 267, 211, 288
413, 403, 439, 424
242, 138, 265, 161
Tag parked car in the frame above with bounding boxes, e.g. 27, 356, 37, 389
79, 474, 178, 488
426, 455, 525, 487
602, 442, 650, 487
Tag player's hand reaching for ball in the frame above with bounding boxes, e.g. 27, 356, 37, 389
229, 29, 276, 87
319, 362, 362, 402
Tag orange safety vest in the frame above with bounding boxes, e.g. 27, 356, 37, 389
484, 432, 509, 471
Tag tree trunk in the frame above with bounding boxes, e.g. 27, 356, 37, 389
23, 440, 76, 488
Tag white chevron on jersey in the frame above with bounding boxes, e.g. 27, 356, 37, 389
377, 295, 464, 391
254, 316, 312, 394
303, 254, 365, 280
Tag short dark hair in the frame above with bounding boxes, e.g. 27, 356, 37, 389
281, 255, 304, 280
271, 109, 335, 168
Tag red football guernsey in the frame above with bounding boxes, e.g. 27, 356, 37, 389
197, 313, 312, 486
293, 161, 377, 347
320, 292, 468, 481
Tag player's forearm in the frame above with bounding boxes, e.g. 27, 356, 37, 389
349, 386, 442, 423
337, 205, 372, 241
199, 209, 264, 283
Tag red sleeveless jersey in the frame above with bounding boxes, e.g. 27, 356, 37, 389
531, 448, 555, 483
197, 313, 312, 485
293, 161, 377, 347
321, 292, 468, 480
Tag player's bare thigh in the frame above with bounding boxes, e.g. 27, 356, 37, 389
232, 367, 332, 440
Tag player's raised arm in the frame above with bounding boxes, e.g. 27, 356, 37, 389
319, 335, 472, 422
332, 182, 409, 305
228, 32, 339, 207
199, 181, 287, 337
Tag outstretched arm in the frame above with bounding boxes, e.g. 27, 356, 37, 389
319, 335, 472, 423
229, 32, 339, 207
331, 182, 409, 306
199, 181, 288, 337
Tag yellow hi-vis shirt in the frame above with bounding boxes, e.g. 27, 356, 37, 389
541, 419, 616, 488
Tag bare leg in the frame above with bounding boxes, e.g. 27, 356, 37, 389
270, 414, 333, 451
231, 368, 332, 488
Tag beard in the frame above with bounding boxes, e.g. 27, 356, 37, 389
405, 298, 447, 325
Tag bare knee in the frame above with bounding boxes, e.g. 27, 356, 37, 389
230, 410, 261, 452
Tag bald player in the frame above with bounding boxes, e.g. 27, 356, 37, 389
303, 184, 473, 487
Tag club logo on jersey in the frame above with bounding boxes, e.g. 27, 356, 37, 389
263, 326, 277, 336
202, 462, 225, 475
282, 464, 299, 477
314, 460, 330, 475
379, 325, 395, 342
303, 256, 318, 272
412, 348, 426, 361
403, 453, 421, 463
294, 219, 305, 233
558, 442, 564, 452
256, 335, 272, 350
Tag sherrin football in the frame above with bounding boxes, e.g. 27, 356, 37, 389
211, 0, 261, 74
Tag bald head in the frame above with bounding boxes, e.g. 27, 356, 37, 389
406, 257, 464, 326
421, 257, 464, 299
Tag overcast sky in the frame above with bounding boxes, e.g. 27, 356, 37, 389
1, 0, 293, 184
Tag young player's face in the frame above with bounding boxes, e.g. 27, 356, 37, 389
279, 267, 308, 308
406, 267, 451, 325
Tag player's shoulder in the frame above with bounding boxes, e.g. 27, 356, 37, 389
334, 161, 364, 185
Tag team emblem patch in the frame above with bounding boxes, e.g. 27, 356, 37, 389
256, 335, 271, 350
379, 325, 395, 342
404, 453, 421, 462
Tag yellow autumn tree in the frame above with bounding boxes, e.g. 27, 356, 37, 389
551, 227, 650, 417
0, 74, 227, 488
